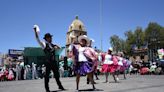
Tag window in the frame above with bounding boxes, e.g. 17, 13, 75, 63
79, 25, 82, 30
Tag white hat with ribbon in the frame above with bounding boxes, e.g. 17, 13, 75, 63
78, 35, 90, 45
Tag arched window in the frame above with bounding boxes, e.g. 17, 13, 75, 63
70, 26, 72, 30
79, 25, 82, 30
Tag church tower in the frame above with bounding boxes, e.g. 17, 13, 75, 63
66, 16, 87, 54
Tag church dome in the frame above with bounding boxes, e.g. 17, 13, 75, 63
68, 16, 86, 32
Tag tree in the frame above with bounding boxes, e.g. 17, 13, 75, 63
124, 30, 135, 55
119, 39, 126, 53
134, 27, 145, 48
145, 22, 162, 49
122, 27, 145, 56
159, 27, 164, 48
110, 35, 126, 53
110, 22, 164, 57
125, 30, 136, 45
110, 35, 120, 52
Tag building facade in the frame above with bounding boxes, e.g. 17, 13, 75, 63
66, 16, 87, 55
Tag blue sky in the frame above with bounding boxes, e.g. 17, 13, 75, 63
0, 0, 164, 54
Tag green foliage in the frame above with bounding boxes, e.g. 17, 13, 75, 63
145, 22, 163, 49
110, 35, 126, 53
145, 22, 161, 41
110, 22, 164, 56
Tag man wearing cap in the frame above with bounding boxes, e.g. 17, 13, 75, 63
34, 28, 65, 92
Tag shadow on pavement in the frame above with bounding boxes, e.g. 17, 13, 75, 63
108, 81, 120, 83
119, 78, 126, 80
51, 89, 103, 92
79, 89, 103, 91
51, 89, 68, 92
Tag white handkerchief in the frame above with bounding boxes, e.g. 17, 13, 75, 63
33, 24, 40, 33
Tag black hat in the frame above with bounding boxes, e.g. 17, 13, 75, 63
43, 33, 53, 39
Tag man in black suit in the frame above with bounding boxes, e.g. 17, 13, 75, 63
34, 27, 65, 92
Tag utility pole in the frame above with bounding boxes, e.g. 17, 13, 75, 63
100, 0, 103, 51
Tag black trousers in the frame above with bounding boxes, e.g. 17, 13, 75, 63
44, 61, 63, 91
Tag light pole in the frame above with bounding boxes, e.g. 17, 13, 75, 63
99, 0, 103, 51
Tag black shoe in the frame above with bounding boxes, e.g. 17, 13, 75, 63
46, 90, 50, 92
93, 88, 99, 91
75, 89, 79, 92
96, 78, 99, 80
87, 81, 89, 84
59, 86, 65, 90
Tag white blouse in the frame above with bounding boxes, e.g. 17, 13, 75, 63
104, 54, 113, 64
118, 57, 123, 66
78, 47, 88, 62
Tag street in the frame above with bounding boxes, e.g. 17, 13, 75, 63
0, 75, 164, 92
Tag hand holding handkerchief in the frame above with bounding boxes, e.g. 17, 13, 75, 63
33, 24, 40, 33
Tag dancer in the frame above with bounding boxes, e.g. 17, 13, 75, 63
68, 35, 96, 91
101, 48, 118, 83
34, 26, 65, 92
85, 39, 99, 84
117, 52, 126, 80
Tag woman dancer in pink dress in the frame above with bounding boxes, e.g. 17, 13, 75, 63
101, 48, 119, 83
68, 35, 96, 91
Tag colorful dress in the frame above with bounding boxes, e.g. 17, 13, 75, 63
117, 57, 123, 71
69, 44, 93, 75
118, 57, 130, 72
101, 54, 118, 73
7, 69, 14, 80
84, 47, 98, 72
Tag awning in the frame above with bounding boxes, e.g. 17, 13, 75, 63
23, 47, 65, 57
24, 47, 45, 57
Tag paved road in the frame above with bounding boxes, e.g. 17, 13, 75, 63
0, 75, 164, 92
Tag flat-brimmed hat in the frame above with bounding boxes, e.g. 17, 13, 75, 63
108, 47, 113, 52
44, 33, 53, 39
78, 35, 90, 45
